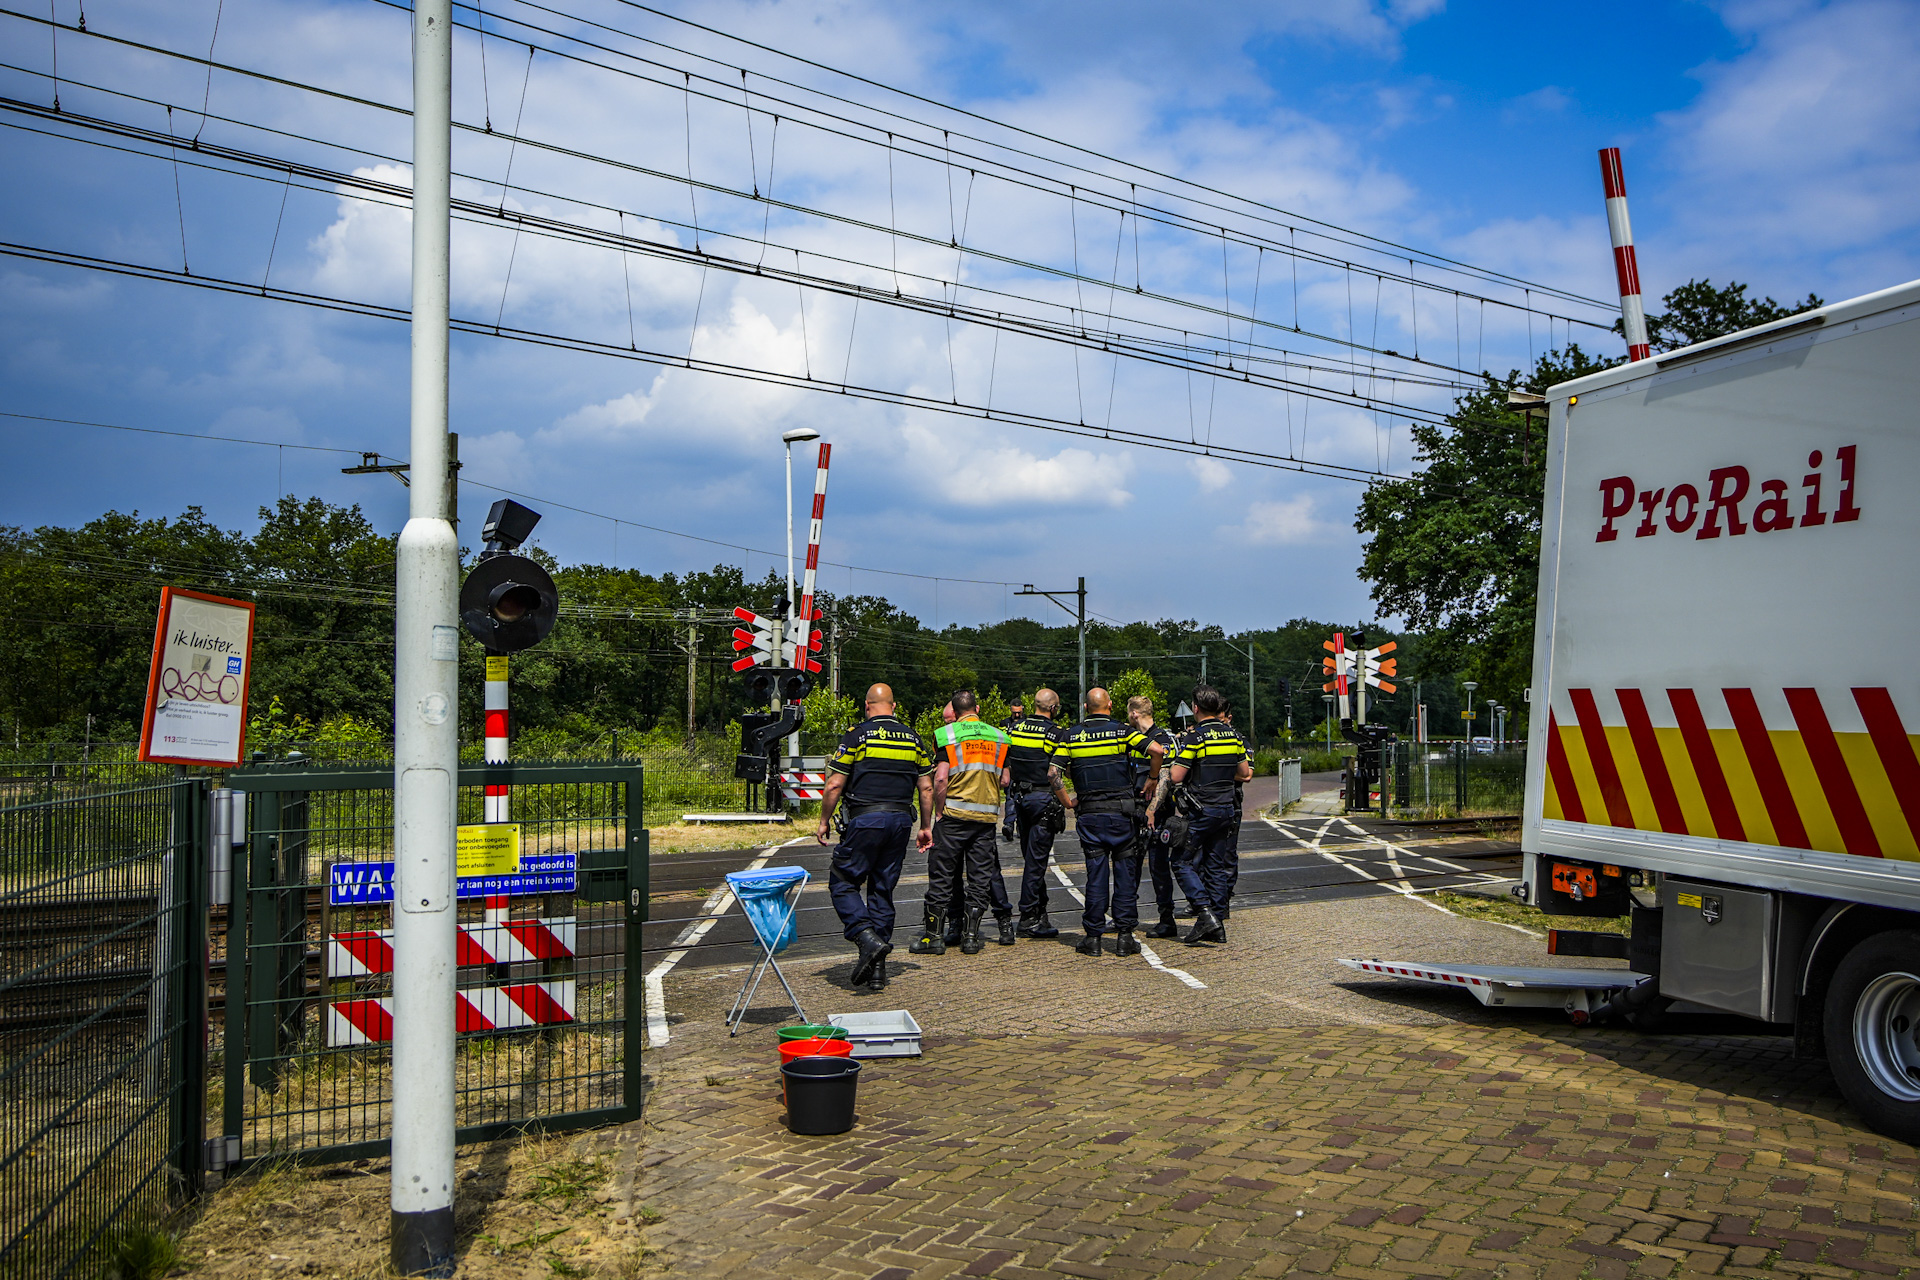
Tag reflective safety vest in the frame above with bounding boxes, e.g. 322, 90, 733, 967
1174, 718, 1246, 809
1057, 715, 1153, 800
933, 715, 1009, 823
1004, 714, 1063, 789
827, 715, 933, 812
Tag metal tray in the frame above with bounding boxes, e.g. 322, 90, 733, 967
825, 1008, 923, 1057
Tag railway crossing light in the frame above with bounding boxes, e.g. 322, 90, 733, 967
459, 499, 559, 653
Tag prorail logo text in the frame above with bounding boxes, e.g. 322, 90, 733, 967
1595, 445, 1859, 543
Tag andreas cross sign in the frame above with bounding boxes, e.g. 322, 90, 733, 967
1322, 632, 1396, 719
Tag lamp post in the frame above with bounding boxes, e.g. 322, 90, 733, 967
1322, 693, 1335, 751
780, 428, 820, 763
1463, 681, 1478, 745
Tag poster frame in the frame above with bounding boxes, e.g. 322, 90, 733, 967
137, 585, 258, 768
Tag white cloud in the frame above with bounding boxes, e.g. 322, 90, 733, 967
1232, 494, 1339, 544
900, 425, 1133, 507
1189, 456, 1232, 492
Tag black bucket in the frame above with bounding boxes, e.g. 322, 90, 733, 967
782, 1055, 861, 1135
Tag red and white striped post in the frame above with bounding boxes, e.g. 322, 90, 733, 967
791, 443, 831, 673
1598, 147, 1651, 362
483, 654, 509, 931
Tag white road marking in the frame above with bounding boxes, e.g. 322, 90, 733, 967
1047, 860, 1208, 990
644, 836, 808, 1048
1260, 814, 1460, 919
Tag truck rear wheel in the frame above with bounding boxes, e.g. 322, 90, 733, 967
1824, 930, 1920, 1143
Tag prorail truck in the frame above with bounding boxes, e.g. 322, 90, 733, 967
1521, 277, 1920, 1140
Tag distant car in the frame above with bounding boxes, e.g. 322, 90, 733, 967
1470, 736, 1495, 753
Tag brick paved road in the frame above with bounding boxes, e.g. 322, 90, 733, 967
629, 818, 1920, 1279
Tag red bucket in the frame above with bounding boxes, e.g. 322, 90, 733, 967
779, 1037, 853, 1066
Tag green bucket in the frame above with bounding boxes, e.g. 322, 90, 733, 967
778, 1024, 848, 1043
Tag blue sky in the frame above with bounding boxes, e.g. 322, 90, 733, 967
3, 0, 1916, 632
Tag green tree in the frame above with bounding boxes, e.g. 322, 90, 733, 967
1107, 667, 1167, 726
1620, 279, 1824, 353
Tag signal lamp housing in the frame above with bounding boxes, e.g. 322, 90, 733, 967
459, 552, 558, 653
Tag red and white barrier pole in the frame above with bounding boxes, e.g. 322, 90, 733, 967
484, 654, 509, 929
1598, 147, 1651, 362
791, 443, 830, 670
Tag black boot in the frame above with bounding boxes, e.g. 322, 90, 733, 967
960, 908, 986, 955
849, 928, 893, 985
943, 916, 963, 946
1018, 912, 1060, 939
1076, 931, 1103, 957
909, 910, 947, 956
1145, 913, 1179, 940
996, 914, 1017, 946
1113, 930, 1141, 956
866, 960, 888, 993
1183, 909, 1225, 945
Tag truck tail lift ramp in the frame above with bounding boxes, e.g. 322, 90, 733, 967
1337, 958, 1646, 1019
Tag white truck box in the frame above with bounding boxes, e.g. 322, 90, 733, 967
1519, 278, 1920, 1139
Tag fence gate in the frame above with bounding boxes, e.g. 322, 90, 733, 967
214, 760, 647, 1170
0, 776, 207, 1280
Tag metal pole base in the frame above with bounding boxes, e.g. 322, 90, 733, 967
392, 1207, 457, 1277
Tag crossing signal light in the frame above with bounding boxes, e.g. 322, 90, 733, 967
746, 667, 812, 704
460, 500, 558, 653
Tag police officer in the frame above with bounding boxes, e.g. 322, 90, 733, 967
1056, 688, 1165, 956
1158, 685, 1250, 945
1000, 700, 1026, 840
1221, 709, 1249, 922
913, 690, 1012, 955
816, 683, 935, 992
1004, 689, 1070, 938
1125, 695, 1183, 939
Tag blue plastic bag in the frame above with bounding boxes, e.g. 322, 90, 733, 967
726, 866, 808, 954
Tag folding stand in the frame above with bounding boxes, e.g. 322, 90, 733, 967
723, 866, 810, 1036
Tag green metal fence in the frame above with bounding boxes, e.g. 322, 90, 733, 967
214, 760, 647, 1170
1391, 743, 1528, 818
0, 777, 206, 1280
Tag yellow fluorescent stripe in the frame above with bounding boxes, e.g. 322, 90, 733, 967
1557, 726, 1609, 826
1837, 731, 1918, 861
1605, 725, 1657, 833
1710, 727, 1777, 848
1653, 727, 1716, 839
1769, 729, 1844, 855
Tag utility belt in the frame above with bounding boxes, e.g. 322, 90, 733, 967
1075, 792, 1139, 817
843, 799, 914, 821
1008, 780, 1052, 797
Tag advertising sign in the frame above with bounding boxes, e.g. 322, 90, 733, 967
138, 586, 257, 767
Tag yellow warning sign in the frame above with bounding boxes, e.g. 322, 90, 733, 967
485, 655, 510, 681
1676, 892, 1702, 909
457, 823, 522, 877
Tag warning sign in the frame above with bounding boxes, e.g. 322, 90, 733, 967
457, 824, 522, 878
485, 655, 509, 681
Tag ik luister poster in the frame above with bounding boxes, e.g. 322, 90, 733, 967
138, 586, 258, 768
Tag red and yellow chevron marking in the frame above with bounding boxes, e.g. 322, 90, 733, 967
1545, 688, 1920, 862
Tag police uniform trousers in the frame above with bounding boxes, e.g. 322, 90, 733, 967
927, 815, 1004, 918
1138, 813, 1181, 918
828, 811, 914, 942
1075, 808, 1142, 934
1220, 796, 1243, 917
1174, 804, 1238, 917
1010, 789, 1058, 920
944, 838, 1012, 921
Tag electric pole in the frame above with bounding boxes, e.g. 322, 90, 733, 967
390, 0, 458, 1272
1016, 578, 1087, 714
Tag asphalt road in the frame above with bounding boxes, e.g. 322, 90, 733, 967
640, 807, 1518, 974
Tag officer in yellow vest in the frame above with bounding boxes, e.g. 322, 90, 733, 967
1056, 687, 1166, 956
1161, 685, 1251, 945
816, 683, 935, 992
1004, 689, 1071, 937
912, 690, 1013, 954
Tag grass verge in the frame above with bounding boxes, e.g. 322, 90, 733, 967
1432, 889, 1630, 937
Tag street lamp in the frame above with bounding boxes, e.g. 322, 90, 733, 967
1322, 693, 1335, 751
1463, 681, 1477, 743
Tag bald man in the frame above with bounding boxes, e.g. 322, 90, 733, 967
1054, 687, 1165, 956
817, 683, 936, 993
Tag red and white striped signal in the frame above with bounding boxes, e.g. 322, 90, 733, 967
730, 605, 776, 672
1324, 633, 1398, 716
778, 768, 826, 802
1599, 148, 1651, 362
327, 981, 575, 1046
